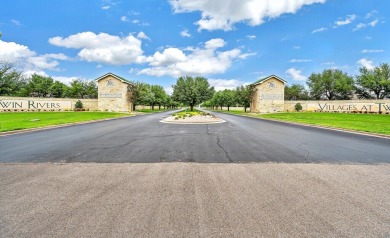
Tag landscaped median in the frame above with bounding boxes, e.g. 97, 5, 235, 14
0, 112, 133, 133
211, 109, 390, 136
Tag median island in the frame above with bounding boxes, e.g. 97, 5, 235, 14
161, 110, 225, 124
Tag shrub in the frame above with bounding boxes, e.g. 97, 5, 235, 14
75, 100, 83, 109
295, 103, 303, 112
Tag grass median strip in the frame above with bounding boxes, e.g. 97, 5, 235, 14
213, 110, 390, 136
0, 112, 131, 132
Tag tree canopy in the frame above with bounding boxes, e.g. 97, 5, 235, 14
307, 69, 354, 100
355, 63, 390, 99
172, 76, 215, 111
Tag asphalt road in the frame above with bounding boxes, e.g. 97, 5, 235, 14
1, 110, 389, 163
1, 163, 389, 237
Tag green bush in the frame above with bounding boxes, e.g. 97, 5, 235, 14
295, 103, 303, 112
75, 100, 83, 109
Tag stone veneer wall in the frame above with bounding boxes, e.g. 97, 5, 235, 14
97, 75, 132, 112
285, 99, 390, 114
0, 96, 98, 112
251, 77, 285, 113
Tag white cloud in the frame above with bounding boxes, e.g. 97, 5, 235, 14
209, 79, 248, 91
11, 19, 21, 26
334, 14, 356, 27
246, 35, 256, 40
321, 62, 335, 65
289, 59, 312, 63
365, 10, 378, 19
285, 68, 307, 81
357, 58, 374, 70
353, 19, 379, 31
180, 29, 191, 38
164, 86, 174, 95
137, 32, 151, 40
238, 52, 257, 59
120, 16, 129, 22
362, 49, 384, 53
312, 27, 327, 33
49, 32, 145, 65
52, 76, 80, 85
101, 6, 110, 10
139, 38, 246, 77
369, 19, 379, 27
293, 46, 301, 49
365, 36, 372, 40
170, 0, 326, 31
0, 40, 66, 73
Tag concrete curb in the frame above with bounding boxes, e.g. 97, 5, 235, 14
213, 111, 390, 140
0, 114, 137, 137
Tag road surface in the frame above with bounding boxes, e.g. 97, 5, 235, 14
1, 110, 389, 163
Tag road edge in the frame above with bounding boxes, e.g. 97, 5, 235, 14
212, 110, 390, 140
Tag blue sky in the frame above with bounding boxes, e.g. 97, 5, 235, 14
0, 0, 389, 93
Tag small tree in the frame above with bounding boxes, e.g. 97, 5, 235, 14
356, 63, 390, 99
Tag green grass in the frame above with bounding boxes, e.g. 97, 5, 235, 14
215, 110, 390, 135
0, 112, 131, 132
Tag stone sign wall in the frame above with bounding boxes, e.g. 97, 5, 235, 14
97, 73, 132, 112
285, 100, 390, 113
251, 75, 286, 113
0, 96, 98, 112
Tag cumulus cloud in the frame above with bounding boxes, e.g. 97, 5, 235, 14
285, 68, 307, 81
49, 32, 145, 65
311, 27, 327, 33
0, 40, 66, 73
180, 29, 191, 38
137, 32, 151, 40
357, 58, 374, 70
139, 38, 247, 77
209, 79, 248, 91
334, 14, 356, 27
101, 6, 110, 10
169, 0, 326, 31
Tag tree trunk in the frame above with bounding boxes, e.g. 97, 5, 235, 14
152, 104, 154, 110
244, 107, 247, 112
159, 105, 161, 110
220, 106, 222, 110
190, 104, 194, 111
133, 104, 136, 111
228, 106, 230, 111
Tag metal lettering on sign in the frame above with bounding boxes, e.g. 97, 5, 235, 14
261, 94, 283, 100
0, 100, 72, 110
99, 93, 122, 98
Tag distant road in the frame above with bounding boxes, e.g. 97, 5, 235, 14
1, 110, 389, 163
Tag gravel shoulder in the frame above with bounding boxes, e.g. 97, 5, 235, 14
1, 163, 389, 238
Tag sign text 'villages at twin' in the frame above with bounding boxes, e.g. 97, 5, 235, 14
0, 100, 72, 110
310, 102, 390, 113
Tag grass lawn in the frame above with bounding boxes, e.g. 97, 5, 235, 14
0, 112, 131, 133
214, 110, 390, 136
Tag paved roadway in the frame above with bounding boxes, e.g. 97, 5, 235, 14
1, 110, 389, 163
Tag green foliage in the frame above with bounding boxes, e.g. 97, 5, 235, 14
27, 74, 54, 97
235, 85, 256, 112
172, 76, 214, 111
0, 62, 27, 96
221, 89, 236, 111
294, 103, 303, 112
355, 63, 390, 99
307, 69, 355, 100
285, 84, 310, 100
75, 100, 83, 109
66, 79, 98, 99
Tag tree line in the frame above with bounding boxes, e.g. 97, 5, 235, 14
286, 63, 390, 100
0, 62, 98, 99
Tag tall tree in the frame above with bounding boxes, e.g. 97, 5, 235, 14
151, 85, 167, 110
131, 82, 150, 111
307, 69, 354, 100
355, 63, 390, 99
172, 76, 214, 111
49, 81, 68, 98
284, 84, 310, 100
236, 85, 256, 112
221, 89, 236, 111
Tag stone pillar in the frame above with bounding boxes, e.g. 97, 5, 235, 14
251, 75, 286, 113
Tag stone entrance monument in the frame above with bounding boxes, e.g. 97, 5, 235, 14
250, 75, 286, 113
96, 73, 133, 112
